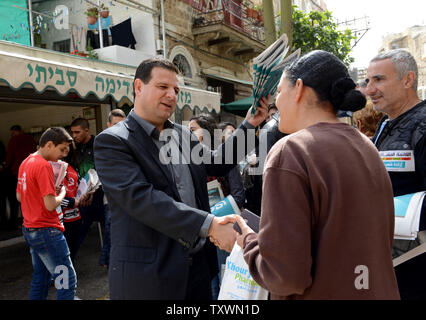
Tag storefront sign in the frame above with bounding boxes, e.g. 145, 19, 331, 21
0, 46, 220, 113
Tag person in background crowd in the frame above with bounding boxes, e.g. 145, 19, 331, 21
68, 118, 105, 258
266, 104, 278, 123
93, 58, 268, 299
189, 114, 246, 299
99, 108, 126, 269
189, 114, 245, 209
0, 141, 8, 229
352, 100, 385, 138
366, 49, 426, 300
60, 145, 82, 264
241, 103, 287, 216
357, 79, 368, 96
235, 50, 400, 299
218, 122, 236, 141
4, 125, 36, 229
17, 127, 76, 300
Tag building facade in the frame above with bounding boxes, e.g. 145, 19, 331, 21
378, 25, 426, 99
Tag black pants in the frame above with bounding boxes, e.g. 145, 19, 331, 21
76, 188, 105, 254
64, 219, 82, 263
185, 247, 212, 300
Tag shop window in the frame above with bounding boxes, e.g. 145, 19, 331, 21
173, 54, 192, 79
53, 39, 71, 53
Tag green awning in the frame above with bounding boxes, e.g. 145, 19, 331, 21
222, 96, 253, 116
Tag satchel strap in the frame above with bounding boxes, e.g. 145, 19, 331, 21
393, 242, 426, 267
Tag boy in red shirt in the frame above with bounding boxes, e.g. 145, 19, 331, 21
17, 127, 77, 300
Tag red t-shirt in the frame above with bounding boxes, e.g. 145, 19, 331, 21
17, 153, 65, 232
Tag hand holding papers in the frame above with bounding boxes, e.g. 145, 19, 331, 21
49, 160, 68, 188
207, 179, 224, 208
251, 33, 301, 115
76, 169, 101, 200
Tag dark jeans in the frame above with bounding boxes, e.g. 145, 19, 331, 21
99, 204, 111, 267
22, 227, 77, 300
77, 189, 105, 253
63, 219, 82, 263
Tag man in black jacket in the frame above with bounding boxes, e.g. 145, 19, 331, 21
94, 58, 268, 299
366, 49, 426, 300
69, 118, 105, 256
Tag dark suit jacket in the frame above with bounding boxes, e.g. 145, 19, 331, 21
94, 111, 253, 299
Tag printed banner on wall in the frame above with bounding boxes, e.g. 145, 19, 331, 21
0, 0, 31, 46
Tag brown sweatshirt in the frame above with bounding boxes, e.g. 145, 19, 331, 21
243, 122, 400, 300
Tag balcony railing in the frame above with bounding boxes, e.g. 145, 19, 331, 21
191, 0, 265, 43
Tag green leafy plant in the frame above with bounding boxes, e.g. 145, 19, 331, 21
279, 6, 355, 66
84, 7, 98, 17
100, 3, 109, 11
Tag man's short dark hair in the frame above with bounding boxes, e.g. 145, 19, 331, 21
70, 117, 89, 129
108, 109, 126, 123
134, 58, 180, 84
268, 104, 278, 112
39, 127, 73, 147
10, 125, 22, 132
133, 58, 180, 98
218, 122, 236, 131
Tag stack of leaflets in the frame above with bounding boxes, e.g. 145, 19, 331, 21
251, 33, 301, 114
207, 179, 224, 208
394, 191, 426, 240
210, 195, 241, 217
49, 160, 68, 188
76, 169, 101, 200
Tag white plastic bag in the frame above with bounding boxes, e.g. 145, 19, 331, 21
218, 243, 268, 300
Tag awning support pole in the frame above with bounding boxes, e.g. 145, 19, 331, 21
98, 0, 104, 48
28, 0, 34, 46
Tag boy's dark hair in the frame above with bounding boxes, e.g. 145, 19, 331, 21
218, 122, 236, 131
39, 127, 73, 147
10, 125, 22, 132
133, 58, 180, 98
70, 117, 89, 129
108, 108, 126, 122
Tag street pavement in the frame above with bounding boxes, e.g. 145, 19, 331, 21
0, 225, 109, 300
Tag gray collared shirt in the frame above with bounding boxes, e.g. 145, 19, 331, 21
130, 110, 213, 241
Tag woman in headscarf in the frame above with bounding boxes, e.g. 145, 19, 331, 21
234, 50, 400, 300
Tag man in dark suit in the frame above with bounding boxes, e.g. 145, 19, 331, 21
94, 58, 267, 300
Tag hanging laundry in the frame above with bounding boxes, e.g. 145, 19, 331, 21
70, 25, 87, 53
86, 29, 109, 50
111, 18, 136, 49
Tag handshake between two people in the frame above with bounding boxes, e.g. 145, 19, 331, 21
207, 215, 255, 252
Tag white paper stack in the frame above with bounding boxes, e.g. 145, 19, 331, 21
76, 169, 101, 200
49, 160, 68, 188
251, 33, 301, 114
394, 191, 426, 240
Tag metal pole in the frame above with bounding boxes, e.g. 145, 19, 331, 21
160, 0, 166, 58
28, 0, 34, 46
97, 0, 104, 48
262, 0, 276, 46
